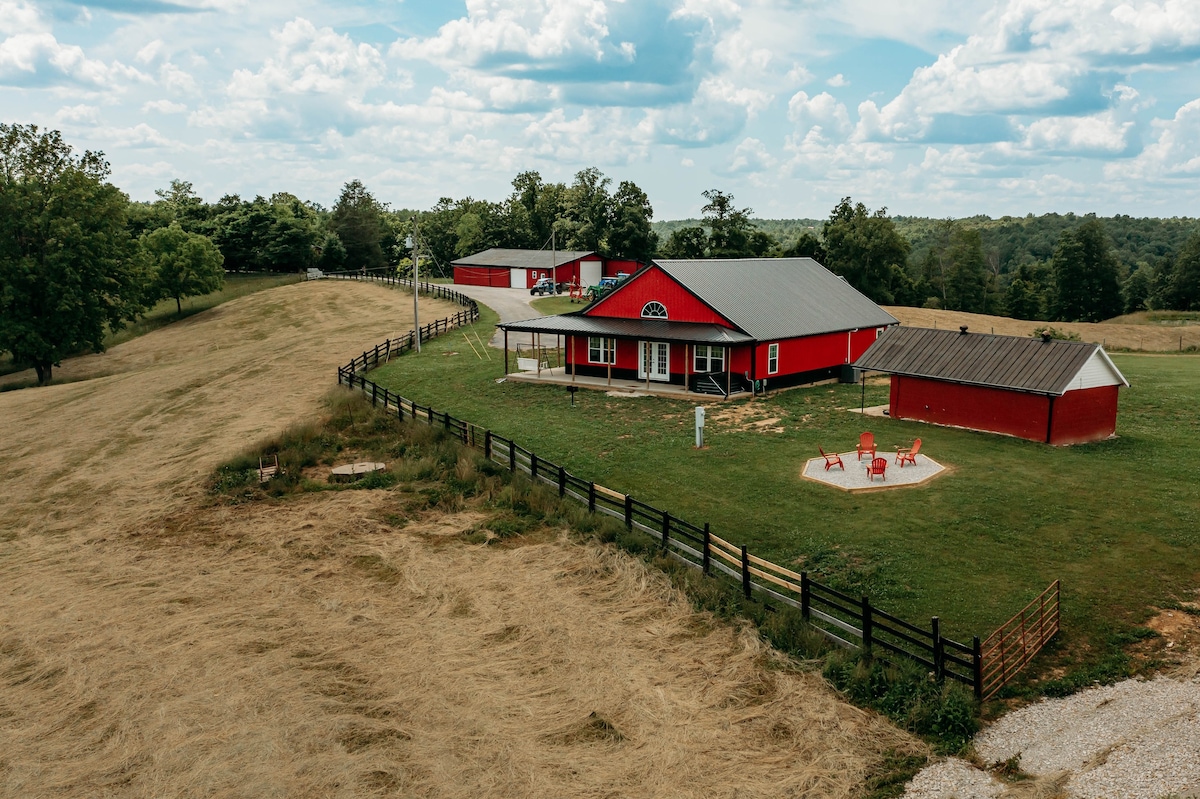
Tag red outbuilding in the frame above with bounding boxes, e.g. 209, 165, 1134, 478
854, 326, 1130, 445
498, 257, 898, 396
452, 248, 609, 289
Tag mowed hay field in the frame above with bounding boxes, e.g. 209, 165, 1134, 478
885, 306, 1200, 351
0, 281, 920, 798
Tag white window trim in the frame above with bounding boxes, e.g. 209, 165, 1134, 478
767, 343, 779, 375
640, 301, 667, 319
588, 336, 616, 365
694, 344, 725, 373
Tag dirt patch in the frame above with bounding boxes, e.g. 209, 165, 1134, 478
886, 306, 1200, 352
0, 280, 923, 797
710, 401, 790, 433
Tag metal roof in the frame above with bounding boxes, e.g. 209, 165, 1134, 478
853, 326, 1128, 396
633, 258, 899, 340
498, 314, 755, 345
451, 248, 597, 269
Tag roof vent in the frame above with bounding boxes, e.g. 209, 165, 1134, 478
1041, 331, 1052, 342
959, 325, 969, 335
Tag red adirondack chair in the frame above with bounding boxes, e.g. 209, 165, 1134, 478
819, 446, 844, 471
896, 438, 922, 467
866, 457, 887, 481
856, 431, 876, 461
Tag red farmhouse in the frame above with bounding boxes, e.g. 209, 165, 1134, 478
854, 326, 1130, 445
499, 258, 898, 396
452, 248, 639, 290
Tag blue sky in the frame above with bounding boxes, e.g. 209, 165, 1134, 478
4, 0, 1200, 220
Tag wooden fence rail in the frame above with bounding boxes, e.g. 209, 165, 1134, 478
329, 272, 1059, 700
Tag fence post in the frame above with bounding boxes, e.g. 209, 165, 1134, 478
741, 546, 751, 600
508, 440, 516, 472
973, 636, 983, 700
385, 339, 391, 361
558, 465, 566, 497
661, 511, 670, 551
624, 494, 632, 530
484, 430, 492, 460
932, 616, 944, 681
374, 344, 380, 365
531, 453, 538, 480
588, 482, 596, 513
443, 411, 451, 432
371, 382, 378, 406
801, 573, 810, 620
862, 597, 873, 658
702, 523, 711, 575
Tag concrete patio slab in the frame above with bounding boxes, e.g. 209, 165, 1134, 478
801, 451, 947, 492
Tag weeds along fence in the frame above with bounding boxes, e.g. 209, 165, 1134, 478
329, 272, 1059, 700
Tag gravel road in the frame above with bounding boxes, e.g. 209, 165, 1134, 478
903, 675, 1200, 798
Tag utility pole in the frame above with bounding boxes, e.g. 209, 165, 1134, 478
408, 218, 421, 353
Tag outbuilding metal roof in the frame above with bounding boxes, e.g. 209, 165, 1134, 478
854, 326, 1129, 396
451, 248, 597, 269
499, 314, 754, 345
642, 258, 899, 340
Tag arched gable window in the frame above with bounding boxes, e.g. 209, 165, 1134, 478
641, 301, 668, 319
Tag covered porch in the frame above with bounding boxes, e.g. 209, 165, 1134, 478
497, 315, 758, 400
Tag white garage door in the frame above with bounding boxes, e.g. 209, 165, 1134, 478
579, 259, 602, 286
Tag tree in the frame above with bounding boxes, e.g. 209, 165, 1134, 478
1050, 219, 1123, 322
1005, 263, 1046, 320
329, 179, 388, 271
1164, 232, 1200, 311
660, 226, 707, 259
1122, 262, 1153, 314
0, 124, 147, 385
317, 233, 347, 272
701, 189, 754, 257
141, 222, 225, 314
607, 180, 658, 262
821, 198, 911, 304
783, 231, 826, 262
559, 167, 612, 253
945, 227, 988, 313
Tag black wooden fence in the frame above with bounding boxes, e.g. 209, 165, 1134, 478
330, 273, 990, 696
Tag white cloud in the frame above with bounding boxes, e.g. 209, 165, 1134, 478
788, 90, 851, 138
1107, 98, 1200, 180
826, 73, 847, 87
159, 62, 198, 93
644, 76, 771, 145
0, 0, 45, 36
1019, 112, 1133, 154
143, 99, 188, 114
681, 157, 695, 167
136, 40, 166, 65
227, 19, 386, 100
727, 136, 775, 173
55, 103, 100, 123
0, 32, 146, 88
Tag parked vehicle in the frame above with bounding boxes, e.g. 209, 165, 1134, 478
530, 277, 558, 296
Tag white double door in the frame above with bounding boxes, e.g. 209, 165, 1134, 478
638, 341, 670, 382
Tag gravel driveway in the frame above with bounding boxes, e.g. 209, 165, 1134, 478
450, 284, 547, 348
903, 674, 1200, 798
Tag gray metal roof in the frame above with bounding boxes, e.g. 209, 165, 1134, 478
451, 248, 597, 269
498, 314, 754, 345
619, 258, 899, 340
853, 326, 1126, 396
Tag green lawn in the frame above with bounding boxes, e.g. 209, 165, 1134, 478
369, 305, 1200, 671
530, 295, 585, 316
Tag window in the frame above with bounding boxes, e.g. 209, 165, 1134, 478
640, 301, 667, 319
693, 345, 725, 373
588, 337, 616, 364
767, 343, 779, 374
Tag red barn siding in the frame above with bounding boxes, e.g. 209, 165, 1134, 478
604, 259, 640, 277
756, 328, 876, 377
891, 376, 1052, 441
453, 266, 510, 287
585, 266, 732, 326
1049, 385, 1119, 445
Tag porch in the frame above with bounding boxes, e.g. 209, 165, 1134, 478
502, 363, 745, 400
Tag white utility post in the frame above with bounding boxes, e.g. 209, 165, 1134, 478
408, 219, 421, 353
694, 405, 705, 448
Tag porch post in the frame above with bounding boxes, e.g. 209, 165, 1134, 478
644, 341, 650, 391
536, 332, 541, 375
726, 354, 732, 396
685, 343, 691, 395
504, 328, 509, 375
570, 335, 576, 382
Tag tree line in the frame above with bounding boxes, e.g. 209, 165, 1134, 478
5, 123, 1200, 384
